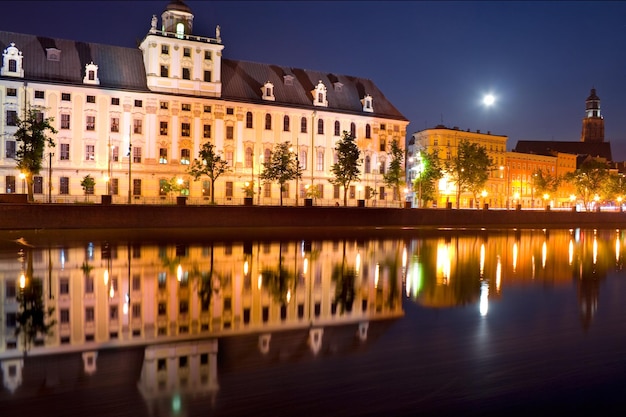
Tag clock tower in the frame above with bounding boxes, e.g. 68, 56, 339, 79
581, 88, 604, 143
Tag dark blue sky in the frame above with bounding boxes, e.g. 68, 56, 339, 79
2, 1, 626, 159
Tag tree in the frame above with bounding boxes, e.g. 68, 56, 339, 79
160, 177, 184, 199
533, 168, 560, 205
188, 141, 229, 204
604, 172, 626, 208
329, 131, 362, 206
563, 159, 610, 211
413, 151, 443, 207
14, 106, 57, 202
444, 140, 492, 209
383, 139, 405, 204
259, 141, 302, 206
80, 174, 95, 201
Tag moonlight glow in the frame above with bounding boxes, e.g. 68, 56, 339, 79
483, 94, 495, 106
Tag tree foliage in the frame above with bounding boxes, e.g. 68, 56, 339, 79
563, 159, 610, 211
14, 106, 57, 202
413, 151, 443, 207
188, 141, 229, 204
533, 168, 560, 197
329, 131, 362, 206
604, 173, 626, 205
80, 174, 95, 200
444, 140, 492, 208
383, 139, 405, 203
259, 141, 302, 206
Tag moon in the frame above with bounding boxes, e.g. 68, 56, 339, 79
483, 94, 495, 106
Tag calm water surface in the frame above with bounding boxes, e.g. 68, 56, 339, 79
2, 228, 626, 416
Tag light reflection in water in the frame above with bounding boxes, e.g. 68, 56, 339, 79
512, 242, 518, 272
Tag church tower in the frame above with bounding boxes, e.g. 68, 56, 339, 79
581, 88, 604, 143
139, 0, 224, 97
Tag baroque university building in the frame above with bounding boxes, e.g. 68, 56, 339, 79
0, 0, 408, 205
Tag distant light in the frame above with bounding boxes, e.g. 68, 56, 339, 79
483, 94, 495, 106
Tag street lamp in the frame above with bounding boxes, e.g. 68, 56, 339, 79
481, 190, 488, 209
19, 172, 26, 194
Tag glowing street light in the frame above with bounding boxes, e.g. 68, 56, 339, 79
19, 172, 26, 194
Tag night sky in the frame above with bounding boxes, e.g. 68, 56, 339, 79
2, 1, 626, 159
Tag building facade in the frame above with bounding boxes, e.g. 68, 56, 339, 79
0, 1, 408, 206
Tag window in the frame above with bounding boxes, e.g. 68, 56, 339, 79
5, 176, 15, 193
8, 59, 16, 72
6, 88, 16, 96
380, 123, 386, 131
204, 70, 211, 82
5, 280, 16, 298
265, 114, 272, 130
86, 95, 95, 103
317, 119, 324, 134
133, 179, 141, 196
245, 112, 253, 128
225, 181, 233, 198
85, 307, 95, 322
61, 114, 70, 129
283, 115, 290, 132
160, 101, 169, 110
85, 276, 94, 293
316, 150, 324, 171
5, 140, 15, 158
181, 122, 190, 136
133, 147, 142, 163
202, 180, 211, 197
181, 103, 191, 111
111, 97, 120, 106
111, 178, 118, 195
182, 67, 190, 80
380, 138, 386, 152
60, 278, 69, 294
134, 100, 142, 108
225, 151, 233, 166
159, 148, 167, 164
6, 110, 17, 126
87, 70, 95, 81
160, 121, 168, 135
204, 51, 211, 60
264, 182, 271, 198
112, 146, 119, 162
85, 145, 95, 161
34, 111, 43, 123
350, 122, 356, 137
133, 119, 142, 134
60, 309, 69, 324
86, 115, 95, 131
160, 65, 168, 77
110, 117, 119, 132
60, 143, 70, 160
132, 304, 141, 318
204, 105, 211, 113
203, 124, 211, 138
226, 107, 234, 115
299, 150, 307, 170
33, 176, 43, 194
245, 147, 253, 168
35, 90, 44, 99
161, 44, 169, 55
110, 305, 118, 320
61, 93, 71, 101
226, 126, 234, 139
183, 47, 191, 57
334, 121, 340, 136
366, 124, 371, 139
300, 117, 307, 133
180, 149, 190, 165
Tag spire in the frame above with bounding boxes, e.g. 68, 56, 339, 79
581, 87, 604, 143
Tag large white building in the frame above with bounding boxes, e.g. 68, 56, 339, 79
0, 0, 408, 206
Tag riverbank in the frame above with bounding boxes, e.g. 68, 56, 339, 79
1, 202, 625, 232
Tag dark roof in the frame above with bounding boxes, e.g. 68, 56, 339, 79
0, 30, 407, 121
166, 0, 192, 14
0, 31, 149, 91
514, 140, 613, 161
221, 59, 407, 120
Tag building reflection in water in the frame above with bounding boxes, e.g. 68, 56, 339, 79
0, 228, 624, 414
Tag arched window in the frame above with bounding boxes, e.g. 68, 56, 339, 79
317, 119, 324, 134
245, 147, 253, 168
300, 117, 307, 133
334, 121, 340, 136
264, 148, 271, 165
299, 150, 307, 170
364, 155, 371, 174
265, 113, 272, 130
246, 112, 253, 129
8, 59, 16, 72
350, 122, 356, 137
283, 115, 290, 132
180, 148, 190, 165
365, 124, 371, 139
176, 23, 185, 39
317, 150, 324, 171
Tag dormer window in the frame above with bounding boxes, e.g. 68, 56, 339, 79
1, 43, 24, 78
361, 94, 374, 113
283, 75, 294, 86
334, 82, 343, 92
312, 80, 328, 107
262, 81, 275, 101
83, 62, 100, 85
45, 47, 61, 62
